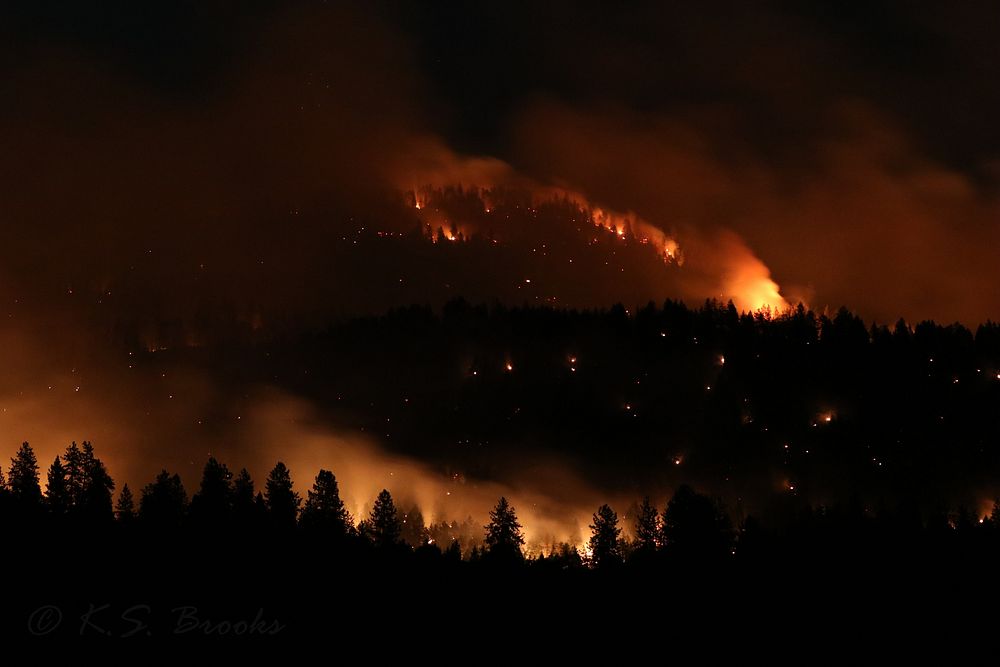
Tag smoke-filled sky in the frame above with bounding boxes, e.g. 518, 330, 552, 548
2, 1, 1000, 540
4, 0, 1000, 324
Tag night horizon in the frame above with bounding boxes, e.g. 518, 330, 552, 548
3, 0, 1000, 646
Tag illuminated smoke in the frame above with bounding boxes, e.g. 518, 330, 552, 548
711, 230, 790, 312
395, 139, 793, 312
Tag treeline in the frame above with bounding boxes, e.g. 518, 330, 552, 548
259, 298, 1000, 513
6, 441, 1000, 570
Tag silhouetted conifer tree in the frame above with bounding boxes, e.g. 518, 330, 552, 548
63, 441, 85, 507
139, 470, 188, 528
232, 468, 266, 529
484, 496, 524, 560
190, 456, 233, 527
634, 496, 660, 552
79, 441, 114, 521
300, 469, 352, 537
366, 489, 402, 547
588, 504, 622, 568
116, 484, 136, 522
8, 442, 41, 509
233, 468, 255, 511
264, 462, 300, 529
44, 456, 70, 517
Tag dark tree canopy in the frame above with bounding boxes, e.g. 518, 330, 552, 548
115, 484, 136, 523
79, 441, 115, 522
62, 441, 86, 508
190, 456, 234, 527
634, 497, 660, 553
401, 504, 429, 548
139, 470, 188, 529
45, 456, 70, 517
233, 468, 255, 512
8, 442, 41, 508
265, 462, 301, 529
661, 485, 733, 559
365, 489, 402, 548
588, 504, 622, 568
484, 496, 525, 560
300, 469, 353, 538
56, 441, 115, 522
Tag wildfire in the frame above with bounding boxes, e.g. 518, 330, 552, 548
715, 230, 791, 313
403, 184, 797, 315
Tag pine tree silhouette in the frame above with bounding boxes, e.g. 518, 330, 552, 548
634, 496, 660, 552
232, 468, 266, 530
190, 456, 234, 527
8, 442, 41, 509
116, 484, 136, 523
139, 470, 188, 529
588, 503, 622, 568
79, 441, 114, 522
264, 462, 301, 529
233, 468, 255, 509
44, 456, 71, 517
62, 441, 86, 508
484, 496, 524, 561
366, 489, 402, 547
300, 469, 353, 538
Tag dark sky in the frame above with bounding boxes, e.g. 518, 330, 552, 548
2, 1, 1000, 529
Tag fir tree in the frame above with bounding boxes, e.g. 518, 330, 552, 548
80, 441, 114, 521
367, 489, 402, 547
190, 456, 234, 526
634, 496, 660, 552
139, 470, 188, 528
8, 442, 41, 508
588, 504, 622, 568
116, 484, 136, 522
45, 456, 71, 516
300, 469, 352, 537
484, 496, 524, 560
264, 462, 300, 529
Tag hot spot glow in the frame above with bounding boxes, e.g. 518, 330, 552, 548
715, 230, 792, 313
